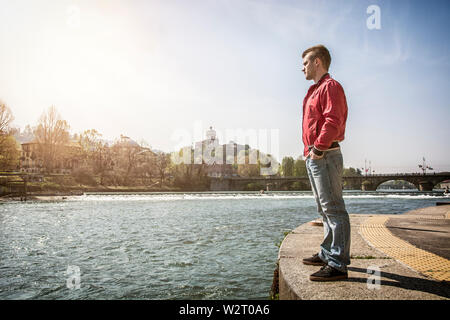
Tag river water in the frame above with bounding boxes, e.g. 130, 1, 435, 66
0, 190, 447, 300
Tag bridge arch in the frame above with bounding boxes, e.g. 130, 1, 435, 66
375, 179, 418, 191
369, 176, 449, 191
430, 177, 450, 189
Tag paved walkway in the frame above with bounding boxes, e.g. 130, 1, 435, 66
385, 206, 450, 260
278, 204, 450, 300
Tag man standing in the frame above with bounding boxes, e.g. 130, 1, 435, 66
300, 45, 350, 281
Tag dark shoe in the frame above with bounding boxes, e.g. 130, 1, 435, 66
310, 265, 348, 282
302, 253, 326, 266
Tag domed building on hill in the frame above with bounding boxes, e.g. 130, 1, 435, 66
192, 126, 252, 178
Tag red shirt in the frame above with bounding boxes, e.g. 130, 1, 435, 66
302, 73, 348, 157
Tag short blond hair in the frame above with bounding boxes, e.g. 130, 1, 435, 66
302, 45, 331, 71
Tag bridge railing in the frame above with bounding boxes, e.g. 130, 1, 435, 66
354, 173, 448, 177
211, 172, 450, 180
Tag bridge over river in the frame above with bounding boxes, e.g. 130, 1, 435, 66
210, 172, 450, 192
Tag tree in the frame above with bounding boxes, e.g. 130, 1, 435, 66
34, 106, 70, 173
80, 129, 101, 157
236, 149, 260, 177
0, 101, 14, 152
125, 140, 152, 186
293, 158, 307, 177
79, 129, 112, 185
0, 102, 20, 171
110, 135, 147, 185
343, 167, 361, 177
169, 148, 209, 189
0, 135, 20, 171
281, 156, 295, 177
135, 152, 155, 185
0, 101, 13, 135
154, 151, 170, 187
237, 163, 260, 177
342, 166, 362, 189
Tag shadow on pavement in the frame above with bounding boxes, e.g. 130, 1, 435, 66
347, 267, 450, 299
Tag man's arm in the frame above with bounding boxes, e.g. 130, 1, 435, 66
312, 81, 347, 157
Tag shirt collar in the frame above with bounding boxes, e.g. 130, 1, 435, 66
315, 72, 330, 86
307, 73, 330, 93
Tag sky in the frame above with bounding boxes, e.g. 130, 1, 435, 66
0, 0, 449, 173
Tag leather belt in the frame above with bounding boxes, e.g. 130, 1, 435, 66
308, 141, 340, 152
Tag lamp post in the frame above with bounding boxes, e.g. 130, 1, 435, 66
418, 157, 433, 175
361, 159, 372, 176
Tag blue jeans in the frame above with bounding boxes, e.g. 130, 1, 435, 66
306, 148, 351, 272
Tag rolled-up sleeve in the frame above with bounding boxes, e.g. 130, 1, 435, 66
314, 82, 348, 151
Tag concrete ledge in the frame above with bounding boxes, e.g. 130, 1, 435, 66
278, 212, 450, 300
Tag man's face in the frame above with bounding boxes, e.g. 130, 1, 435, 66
302, 52, 317, 81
